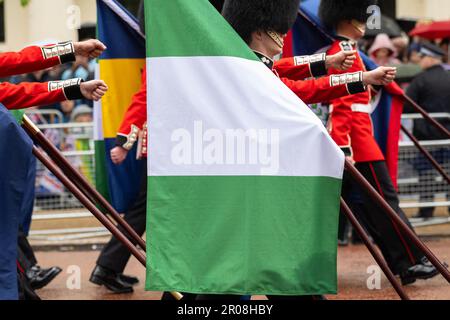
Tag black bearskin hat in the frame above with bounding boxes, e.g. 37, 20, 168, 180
222, 0, 301, 44
319, 0, 378, 29
210, 0, 225, 12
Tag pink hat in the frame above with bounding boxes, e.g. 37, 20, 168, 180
369, 34, 398, 58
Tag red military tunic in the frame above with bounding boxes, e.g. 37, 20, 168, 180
115, 70, 148, 157
272, 52, 366, 105
0, 42, 84, 110
326, 39, 385, 163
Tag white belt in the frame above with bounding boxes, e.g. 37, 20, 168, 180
351, 104, 373, 114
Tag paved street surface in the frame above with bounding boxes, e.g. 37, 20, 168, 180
36, 238, 450, 300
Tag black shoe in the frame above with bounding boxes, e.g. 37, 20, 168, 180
90, 265, 134, 294
119, 274, 139, 286
420, 257, 449, 269
420, 257, 434, 267
400, 263, 440, 286
338, 239, 349, 247
26, 266, 62, 290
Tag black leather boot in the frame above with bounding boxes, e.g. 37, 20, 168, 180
118, 274, 139, 286
26, 265, 62, 290
90, 265, 134, 294
400, 261, 440, 286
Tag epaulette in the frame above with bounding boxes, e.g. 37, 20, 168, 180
339, 40, 356, 52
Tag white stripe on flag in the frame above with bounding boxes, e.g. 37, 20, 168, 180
93, 62, 104, 141
147, 56, 344, 179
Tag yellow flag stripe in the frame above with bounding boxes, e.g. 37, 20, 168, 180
99, 58, 145, 138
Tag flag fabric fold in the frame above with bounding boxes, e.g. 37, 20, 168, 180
145, 0, 344, 295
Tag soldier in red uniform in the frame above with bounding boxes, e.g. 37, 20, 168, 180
0, 39, 108, 109
320, 0, 439, 285
111, 19, 395, 165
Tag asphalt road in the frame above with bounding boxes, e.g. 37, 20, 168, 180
36, 238, 450, 300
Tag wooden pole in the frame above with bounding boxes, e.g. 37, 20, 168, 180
401, 125, 450, 185
341, 199, 410, 300
345, 160, 450, 283
32, 145, 183, 301
22, 116, 147, 251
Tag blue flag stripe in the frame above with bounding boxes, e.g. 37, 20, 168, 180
97, 0, 146, 60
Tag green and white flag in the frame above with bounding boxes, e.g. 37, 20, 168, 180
145, 0, 344, 295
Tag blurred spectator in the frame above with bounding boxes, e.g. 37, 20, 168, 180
391, 33, 410, 63
62, 57, 96, 108
438, 39, 449, 64
66, 105, 94, 183
62, 57, 93, 81
369, 33, 401, 66
5, 45, 98, 123
71, 104, 93, 123
60, 100, 76, 123
404, 42, 450, 218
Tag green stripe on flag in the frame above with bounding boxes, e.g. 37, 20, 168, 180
145, 0, 344, 295
10, 110, 25, 124
146, 176, 341, 295
145, 0, 259, 61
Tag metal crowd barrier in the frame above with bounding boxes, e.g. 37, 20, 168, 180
29, 115, 102, 242
29, 111, 450, 241
399, 113, 450, 228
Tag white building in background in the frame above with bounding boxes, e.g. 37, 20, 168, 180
397, 0, 450, 20
0, 0, 449, 52
0, 0, 96, 51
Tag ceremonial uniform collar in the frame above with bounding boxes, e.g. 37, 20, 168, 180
254, 51, 274, 69
335, 35, 357, 47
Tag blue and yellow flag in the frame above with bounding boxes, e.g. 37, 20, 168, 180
94, 0, 146, 212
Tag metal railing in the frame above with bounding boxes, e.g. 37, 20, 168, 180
29, 111, 450, 241
399, 113, 450, 228
29, 115, 101, 241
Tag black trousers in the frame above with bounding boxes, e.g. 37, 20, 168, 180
344, 161, 424, 274
96, 166, 147, 273
17, 227, 37, 271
